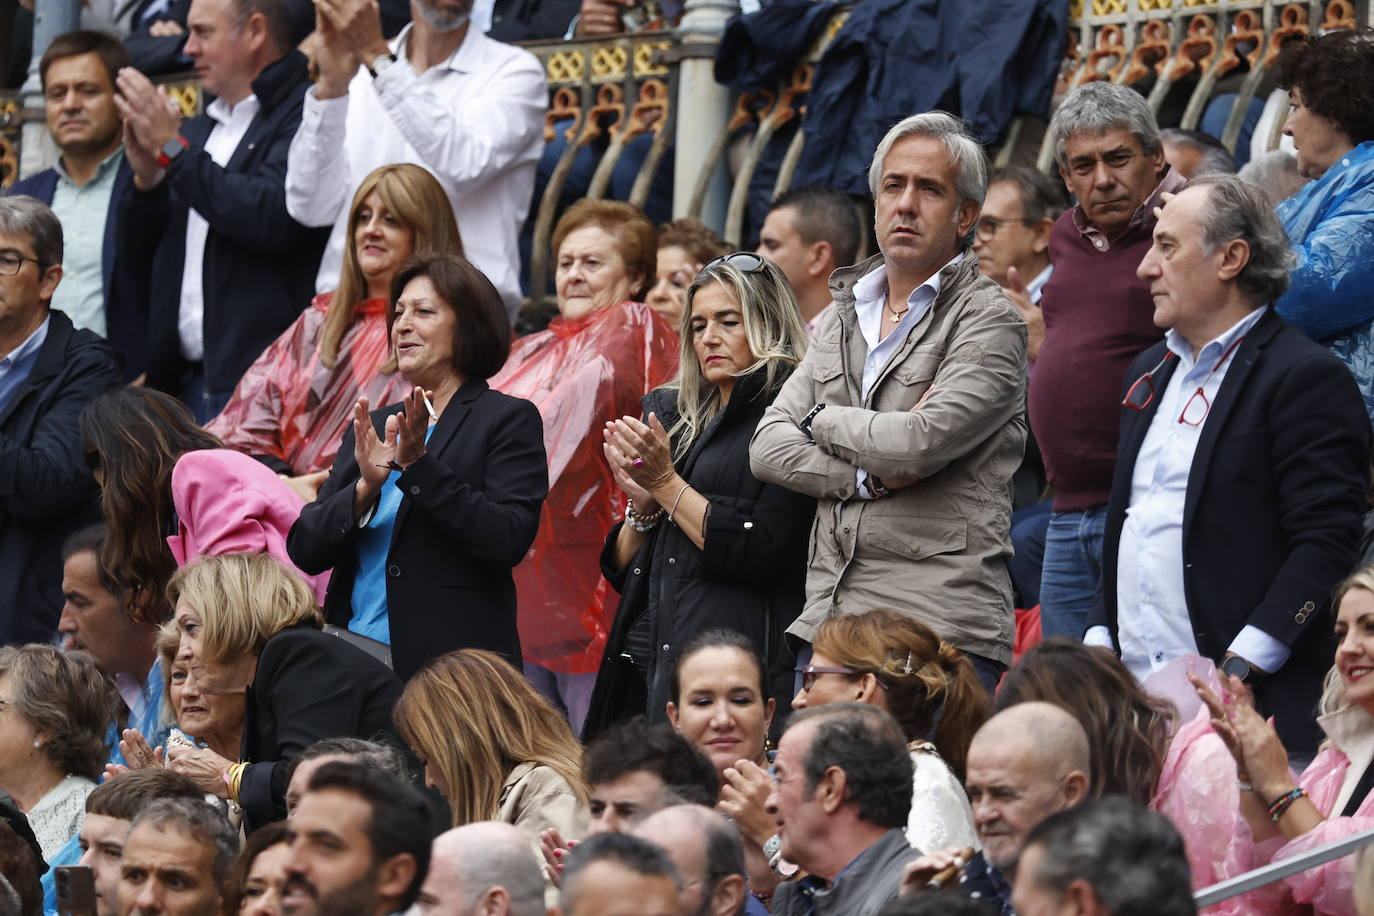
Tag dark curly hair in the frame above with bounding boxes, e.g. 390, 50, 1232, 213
1276, 29, 1374, 146
0, 645, 116, 782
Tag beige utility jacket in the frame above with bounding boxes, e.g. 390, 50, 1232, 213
749, 252, 1027, 664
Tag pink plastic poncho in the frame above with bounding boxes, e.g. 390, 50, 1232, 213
207, 293, 412, 475
491, 301, 678, 675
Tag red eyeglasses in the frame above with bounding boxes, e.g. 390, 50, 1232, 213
1122, 336, 1246, 427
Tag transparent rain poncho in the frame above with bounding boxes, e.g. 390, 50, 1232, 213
207, 293, 413, 475
491, 300, 679, 674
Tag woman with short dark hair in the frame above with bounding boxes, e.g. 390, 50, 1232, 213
289, 254, 549, 681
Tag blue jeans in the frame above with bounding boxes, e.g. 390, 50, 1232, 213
1009, 498, 1053, 609
1038, 507, 1108, 640
179, 363, 232, 425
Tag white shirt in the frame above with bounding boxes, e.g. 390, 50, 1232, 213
1087, 306, 1290, 678
849, 254, 958, 498
285, 24, 546, 320
1026, 263, 1052, 305
178, 94, 261, 360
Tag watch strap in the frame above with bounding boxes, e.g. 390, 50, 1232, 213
156, 134, 189, 169
367, 51, 398, 78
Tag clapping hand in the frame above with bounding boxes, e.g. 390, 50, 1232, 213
538, 828, 579, 888
718, 759, 778, 848
314, 0, 389, 67
167, 745, 235, 797
113, 67, 183, 190
103, 728, 164, 780
1004, 266, 1044, 363
1190, 670, 1293, 799
604, 414, 674, 493
575, 0, 632, 35
393, 387, 432, 469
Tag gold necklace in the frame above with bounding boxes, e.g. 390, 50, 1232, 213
886, 301, 909, 324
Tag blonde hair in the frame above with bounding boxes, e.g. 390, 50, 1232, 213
668, 256, 808, 460
812, 610, 986, 780
1319, 564, 1374, 716
166, 553, 323, 666
324, 164, 464, 371
393, 649, 588, 827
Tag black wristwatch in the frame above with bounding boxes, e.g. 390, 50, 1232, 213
799, 403, 826, 442
1221, 654, 1264, 687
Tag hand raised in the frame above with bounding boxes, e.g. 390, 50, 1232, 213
1004, 266, 1044, 363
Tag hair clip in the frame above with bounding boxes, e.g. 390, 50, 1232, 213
903, 651, 914, 675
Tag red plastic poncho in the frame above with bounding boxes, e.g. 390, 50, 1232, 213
207, 293, 412, 475
492, 301, 679, 674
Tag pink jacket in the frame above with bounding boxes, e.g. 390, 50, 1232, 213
167, 449, 330, 604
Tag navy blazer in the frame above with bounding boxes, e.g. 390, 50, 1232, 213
0, 310, 121, 644
287, 379, 548, 681
1097, 307, 1371, 753
112, 50, 328, 396
9, 158, 145, 382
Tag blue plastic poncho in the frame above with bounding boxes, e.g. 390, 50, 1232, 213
1276, 140, 1374, 424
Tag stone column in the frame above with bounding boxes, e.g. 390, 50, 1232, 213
672, 0, 736, 228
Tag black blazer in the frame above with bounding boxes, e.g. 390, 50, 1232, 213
237, 626, 405, 830
1096, 307, 1371, 752
287, 379, 548, 681
583, 370, 815, 739
112, 50, 329, 396
0, 310, 121, 644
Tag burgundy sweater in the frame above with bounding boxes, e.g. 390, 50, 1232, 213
1028, 195, 1172, 512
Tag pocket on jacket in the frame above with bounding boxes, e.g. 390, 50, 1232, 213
863, 514, 967, 562
811, 349, 844, 384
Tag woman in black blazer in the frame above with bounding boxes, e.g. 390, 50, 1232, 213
163, 552, 403, 831
288, 254, 548, 681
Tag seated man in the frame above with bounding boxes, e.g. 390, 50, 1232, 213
1011, 797, 1196, 916
116, 797, 238, 916
631, 805, 752, 916
287, 0, 546, 320
58, 524, 168, 766
0, 196, 121, 645
8, 31, 144, 378
767, 703, 917, 916
900, 702, 1091, 914
557, 833, 679, 916
412, 822, 545, 916
58, 770, 205, 916
754, 184, 863, 333
282, 762, 430, 916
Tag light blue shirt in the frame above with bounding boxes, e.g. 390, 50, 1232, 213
49, 147, 122, 337
849, 254, 960, 498
0, 317, 49, 416
1086, 306, 1290, 676
350, 425, 434, 643
107, 657, 170, 769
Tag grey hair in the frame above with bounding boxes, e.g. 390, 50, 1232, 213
1185, 174, 1295, 305
0, 196, 62, 268
561, 833, 680, 911
1050, 82, 1162, 170
284, 736, 411, 787
434, 825, 545, 916
130, 797, 240, 887
1024, 797, 1197, 916
0, 645, 115, 782
671, 256, 808, 460
1159, 128, 1237, 175
1238, 150, 1308, 206
868, 112, 988, 248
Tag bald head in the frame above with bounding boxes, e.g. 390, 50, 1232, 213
416, 822, 545, 916
965, 702, 1092, 875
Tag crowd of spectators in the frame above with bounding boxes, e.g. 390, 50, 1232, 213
2, 4, 1374, 916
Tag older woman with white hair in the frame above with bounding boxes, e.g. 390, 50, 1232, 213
584, 254, 815, 735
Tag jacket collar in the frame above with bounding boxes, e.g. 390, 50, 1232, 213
0, 309, 75, 427
247, 49, 310, 111
829, 250, 981, 322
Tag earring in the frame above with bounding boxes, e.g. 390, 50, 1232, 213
31, 740, 40, 749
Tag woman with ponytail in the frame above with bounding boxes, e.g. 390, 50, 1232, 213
793, 609, 986, 851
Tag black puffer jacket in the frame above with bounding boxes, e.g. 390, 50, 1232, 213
584, 368, 815, 738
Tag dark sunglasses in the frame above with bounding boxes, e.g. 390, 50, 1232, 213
703, 251, 768, 273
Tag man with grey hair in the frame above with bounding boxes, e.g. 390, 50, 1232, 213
1089, 174, 1370, 755
1028, 81, 1184, 643
558, 833, 679, 916
411, 822, 545, 916
117, 797, 239, 916
1160, 127, 1237, 179
751, 112, 1028, 693
1010, 797, 1196, 916
0, 195, 120, 647
630, 806, 749, 916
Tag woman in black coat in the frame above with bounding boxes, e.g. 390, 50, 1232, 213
287, 254, 548, 681
584, 253, 815, 736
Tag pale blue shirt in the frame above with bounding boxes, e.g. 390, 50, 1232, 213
0, 317, 49, 415
1026, 263, 1053, 305
48, 147, 123, 337
1085, 306, 1290, 677
850, 254, 960, 499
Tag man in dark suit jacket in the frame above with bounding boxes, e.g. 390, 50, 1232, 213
1088, 175, 1372, 754
8, 31, 145, 381
0, 197, 121, 645
111, 0, 327, 422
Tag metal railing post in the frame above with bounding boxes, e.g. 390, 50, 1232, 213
672, 0, 735, 229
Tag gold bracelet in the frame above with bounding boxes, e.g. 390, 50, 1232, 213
228, 762, 246, 803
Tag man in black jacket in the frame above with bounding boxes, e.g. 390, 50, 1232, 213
0, 196, 121, 645
1088, 174, 1372, 754
112, 0, 327, 421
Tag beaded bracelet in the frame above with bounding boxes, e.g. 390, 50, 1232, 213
625, 500, 663, 532
1267, 787, 1306, 822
